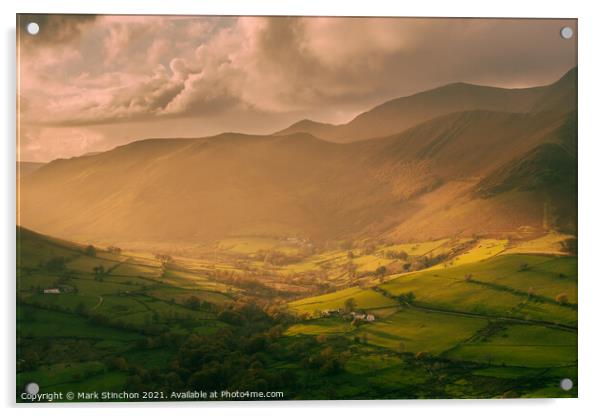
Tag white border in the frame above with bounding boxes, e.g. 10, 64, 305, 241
2, 1, 601, 415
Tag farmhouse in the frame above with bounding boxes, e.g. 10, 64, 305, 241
353, 312, 366, 320
350, 311, 376, 322
43, 288, 60, 294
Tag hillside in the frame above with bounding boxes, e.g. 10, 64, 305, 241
276, 67, 576, 143
18, 107, 576, 246
17, 161, 45, 179
375, 110, 577, 240
17, 225, 577, 400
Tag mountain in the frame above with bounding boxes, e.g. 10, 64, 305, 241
17, 161, 45, 179
276, 67, 577, 143
18, 106, 576, 246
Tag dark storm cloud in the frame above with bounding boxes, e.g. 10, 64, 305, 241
18, 16, 576, 161
18, 14, 98, 46
21, 16, 577, 125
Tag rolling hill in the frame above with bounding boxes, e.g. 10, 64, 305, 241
275, 67, 576, 143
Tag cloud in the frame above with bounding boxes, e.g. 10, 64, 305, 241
19, 14, 97, 46
17, 16, 576, 160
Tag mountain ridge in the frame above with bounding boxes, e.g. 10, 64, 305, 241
275, 67, 576, 143
19, 107, 576, 246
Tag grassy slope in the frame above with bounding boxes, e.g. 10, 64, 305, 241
17, 227, 237, 394
446, 324, 577, 367
288, 287, 397, 315
355, 308, 488, 353
286, 237, 577, 380
17, 226, 232, 327
17, 228, 577, 399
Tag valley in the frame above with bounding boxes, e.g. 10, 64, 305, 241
17, 227, 577, 400
16, 66, 578, 401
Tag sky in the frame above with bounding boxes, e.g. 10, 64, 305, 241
17, 15, 576, 162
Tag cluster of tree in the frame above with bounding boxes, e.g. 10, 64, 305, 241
560, 238, 577, 255
93, 265, 106, 281
104, 303, 341, 396
256, 249, 306, 266
183, 296, 217, 312
384, 250, 409, 260
397, 291, 416, 304
345, 264, 389, 282
343, 297, 357, 313
414, 253, 448, 270
155, 254, 174, 265
107, 245, 122, 255
301, 344, 349, 376
209, 270, 292, 299
375, 266, 387, 282
85, 245, 97, 257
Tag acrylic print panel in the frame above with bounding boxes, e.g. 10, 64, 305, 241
16, 15, 577, 402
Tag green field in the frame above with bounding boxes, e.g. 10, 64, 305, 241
433, 239, 508, 269
355, 307, 488, 353
17, 228, 578, 400
288, 287, 397, 316
284, 237, 577, 398
379, 253, 577, 325
447, 324, 577, 367
285, 317, 355, 336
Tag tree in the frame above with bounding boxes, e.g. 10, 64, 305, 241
560, 238, 577, 255
155, 253, 174, 265
185, 296, 201, 310
93, 265, 105, 281
108, 356, 128, 371
107, 245, 122, 255
555, 293, 569, 304
398, 291, 415, 304
344, 297, 357, 313
385, 250, 408, 260
375, 266, 387, 282
85, 245, 97, 257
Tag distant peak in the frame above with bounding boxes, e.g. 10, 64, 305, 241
289, 119, 334, 128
